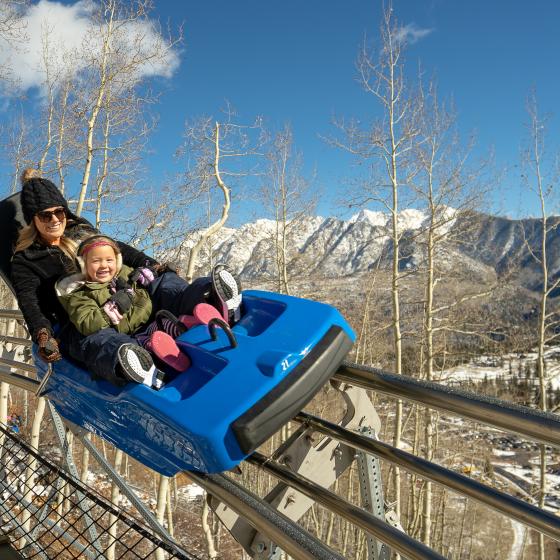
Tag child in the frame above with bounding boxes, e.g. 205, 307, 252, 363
56, 236, 192, 388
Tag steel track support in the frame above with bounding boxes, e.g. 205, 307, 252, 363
47, 402, 104, 558
210, 384, 384, 559
192, 471, 345, 560
356, 426, 390, 560
64, 418, 179, 549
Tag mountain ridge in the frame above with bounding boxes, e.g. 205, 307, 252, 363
176, 209, 560, 293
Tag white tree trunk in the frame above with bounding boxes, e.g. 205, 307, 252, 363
185, 122, 231, 282
202, 494, 218, 559
155, 474, 169, 560
19, 397, 46, 547
76, 3, 114, 216
106, 449, 124, 560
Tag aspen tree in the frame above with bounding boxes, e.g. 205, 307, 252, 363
332, 3, 422, 523
413, 80, 487, 546
262, 124, 316, 294
158, 113, 263, 278
522, 93, 558, 560
72, 0, 180, 217
0, 0, 27, 84
106, 449, 124, 560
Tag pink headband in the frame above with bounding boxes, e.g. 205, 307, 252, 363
80, 240, 117, 256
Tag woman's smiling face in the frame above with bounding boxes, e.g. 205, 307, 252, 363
33, 206, 66, 245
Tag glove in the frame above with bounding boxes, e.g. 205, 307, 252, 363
35, 328, 62, 363
129, 267, 155, 287
103, 300, 124, 325
110, 290, 133, 314
112, 277, 132, 292
108, 277, 134, 313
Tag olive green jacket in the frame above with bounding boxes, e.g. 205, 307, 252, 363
56, 265, 152, 336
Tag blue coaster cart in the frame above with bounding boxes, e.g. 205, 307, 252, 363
0, 193, 355, 474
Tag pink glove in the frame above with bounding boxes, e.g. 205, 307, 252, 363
129, 267, 156, 286
103, 300, 124, 325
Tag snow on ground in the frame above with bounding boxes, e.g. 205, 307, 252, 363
177, 483, 205, 502
493, 449, 515, 457
437, 346, 560, 518
439, 345, 560, 389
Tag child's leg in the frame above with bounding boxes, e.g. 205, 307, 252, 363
135, 317, 190, 373
147, 272, 211, 317
117, 344, 166, 389
147, 268, 243, 324
211, 265, 243, 323
141, 331, 191, 373
136, 313, 185, 344
61, 325, 135, 384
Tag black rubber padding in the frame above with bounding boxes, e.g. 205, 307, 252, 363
0, 192, 26, 295
232, 325, 353, 455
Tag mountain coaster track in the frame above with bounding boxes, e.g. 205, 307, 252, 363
0, 309, 558, 559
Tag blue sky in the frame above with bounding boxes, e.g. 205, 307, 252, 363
2, 0, 560, 223
155, 0, 560, 219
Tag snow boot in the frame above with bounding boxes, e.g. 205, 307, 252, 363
117, 344, 166, 389
146, 331, 191, 373
211, 264, 242, 324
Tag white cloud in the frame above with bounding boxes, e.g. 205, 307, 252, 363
0, 0, 180, 96
394, 23, 433, 45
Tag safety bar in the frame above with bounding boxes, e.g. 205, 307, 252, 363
248, 452, 446, 560
296, 411, 560, 541
336, 362, 560, 448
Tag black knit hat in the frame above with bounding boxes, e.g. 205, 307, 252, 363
21, 178, 70, 224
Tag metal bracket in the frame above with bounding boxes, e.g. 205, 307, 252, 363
35, 364, 53, 397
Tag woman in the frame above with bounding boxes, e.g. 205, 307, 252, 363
11, 170, 241, 386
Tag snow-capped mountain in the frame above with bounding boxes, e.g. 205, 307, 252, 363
177, 209, 560, 293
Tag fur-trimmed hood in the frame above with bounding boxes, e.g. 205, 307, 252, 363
55, 272, 87, 297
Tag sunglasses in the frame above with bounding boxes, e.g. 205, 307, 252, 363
36, 208, 66, 223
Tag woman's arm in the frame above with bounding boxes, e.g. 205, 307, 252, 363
11, 258, 53, 340
117, 241, 158, 269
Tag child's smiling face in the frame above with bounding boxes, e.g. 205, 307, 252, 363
85, 245, 117, 283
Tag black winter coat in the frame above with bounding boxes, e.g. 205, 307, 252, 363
11, 219, 157, 341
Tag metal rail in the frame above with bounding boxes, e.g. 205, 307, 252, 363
189, 472, 345, 560
336, 361, 560, 448
0, 335, 31, 347
248, 453, 446, 560
0, 357, 36, 374
296, 411, 560, 541
0, 366, 38, 392
0, 310, 23, 319
1, 337, 559, 554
